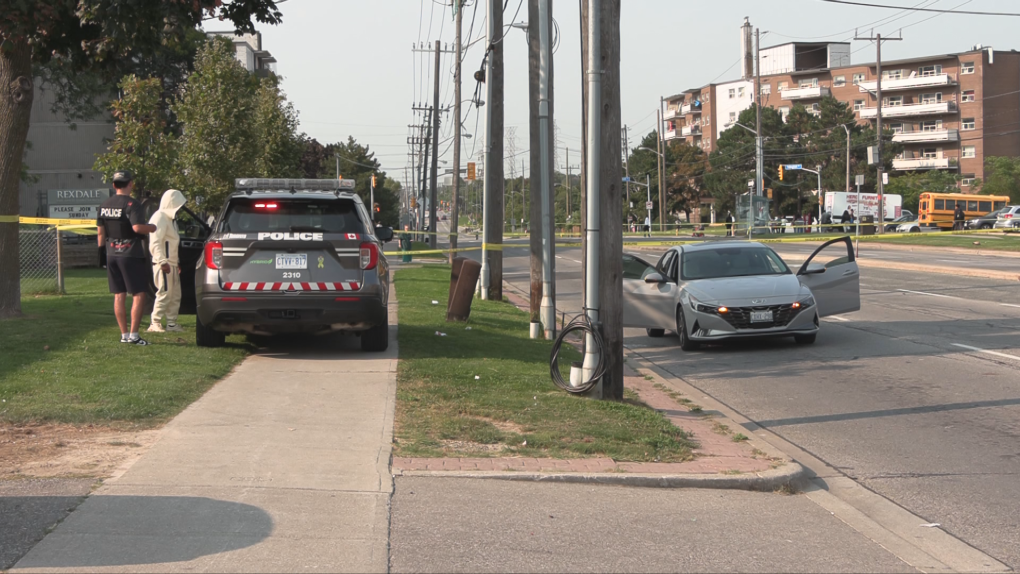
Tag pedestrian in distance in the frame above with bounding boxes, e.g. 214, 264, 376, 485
954, 203, 966, 231
725, 210, 735, 237
96, 171, 157, 345
147, 189, 187, 333
643, 215, 651, 238
840, 208, 853, 233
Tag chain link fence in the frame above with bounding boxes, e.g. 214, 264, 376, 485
19, 227, 60, 294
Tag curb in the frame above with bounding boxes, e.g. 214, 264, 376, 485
392, 462, 805, 490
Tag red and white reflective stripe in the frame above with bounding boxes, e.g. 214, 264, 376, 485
222, 281, 360, 292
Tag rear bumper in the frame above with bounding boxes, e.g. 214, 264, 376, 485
197, 292, 387, 335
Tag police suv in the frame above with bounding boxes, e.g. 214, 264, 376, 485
195, 179, 394, 351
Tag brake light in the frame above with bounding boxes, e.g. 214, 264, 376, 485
205, 241, 223, 269
360, 242, 378, 270
1006, 213, 1014, 219
254, 203, 278, 209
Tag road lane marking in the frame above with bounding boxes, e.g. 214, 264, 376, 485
555, 255, 582, 264
826, 315, 850, 322
952, 343, 1020, 362
1001, 303, 1020, 309
897, 289, 958, 299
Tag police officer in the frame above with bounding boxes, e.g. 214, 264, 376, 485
97, 171, 157, 345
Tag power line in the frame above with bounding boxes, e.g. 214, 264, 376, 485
816, 0, 1020, 16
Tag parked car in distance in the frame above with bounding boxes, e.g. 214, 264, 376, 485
966, 207, 1010, 230
994, 205, 1020, 231
884, 214, 914, 232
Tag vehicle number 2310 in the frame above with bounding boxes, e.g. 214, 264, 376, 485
282, 272, 302, 279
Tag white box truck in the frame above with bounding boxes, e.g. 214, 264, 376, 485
824, 191, 903, 220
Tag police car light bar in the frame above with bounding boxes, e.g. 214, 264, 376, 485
235, 178, 357, 191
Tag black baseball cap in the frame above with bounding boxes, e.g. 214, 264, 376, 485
112, 170, 133, 183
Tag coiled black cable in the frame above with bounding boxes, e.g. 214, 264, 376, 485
550, 312, 607, 394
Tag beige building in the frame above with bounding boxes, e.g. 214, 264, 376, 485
663, 43, 1020, 188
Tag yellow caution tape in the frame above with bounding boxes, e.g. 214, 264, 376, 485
0, 215, 19, 223
19, 216, 99, 226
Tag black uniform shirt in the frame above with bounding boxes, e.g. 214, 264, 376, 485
98, 194, 146, 258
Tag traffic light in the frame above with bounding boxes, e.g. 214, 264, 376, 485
767, 188, 773, 199
371, 175, 377, 187
374, 202, 381, 214
411, 197, 418, 208
778, 165, 785, 181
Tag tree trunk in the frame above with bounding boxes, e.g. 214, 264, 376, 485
0, 41, 33, 319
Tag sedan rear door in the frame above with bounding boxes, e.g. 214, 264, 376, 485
622, 251, 679, 330
796, 237, 860, 317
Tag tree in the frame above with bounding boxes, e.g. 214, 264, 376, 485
0, 0, 283, 318
300, 139, 331, 179
93, 76, 178, 196
321, 138, 400, 229
626, 131, 661, 223
663, 141, 706, 223
252, 76, 305, 180
980, 156, 1020, 203
173, 38, 262, 211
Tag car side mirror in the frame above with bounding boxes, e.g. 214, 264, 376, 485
375, 226, 394, 242
644, 272, 666, 283
802, 263, 826, 275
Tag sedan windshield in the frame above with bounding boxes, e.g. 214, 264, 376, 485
681, 247, 791, 281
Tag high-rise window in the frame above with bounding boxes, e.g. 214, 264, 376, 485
962, 118, 975, 130
833, 75, 846, 87
962, 145, 976, 158
852, 73, 865, 85
962, 90, 976, 102
961, 61, 975, 74
853, 99, 865, 111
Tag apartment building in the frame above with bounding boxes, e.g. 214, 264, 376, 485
663, 42, 1020, 188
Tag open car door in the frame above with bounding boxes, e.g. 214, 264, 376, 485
177, 206, 212, 314
796, 236, 860, 317
622, 252, 678, 330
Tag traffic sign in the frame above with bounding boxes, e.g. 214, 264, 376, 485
622, 176, 632, 182
855, 174, 865, 186
784, 164, 803, 170
645, 201, 654, 210
466, 162, 476, 181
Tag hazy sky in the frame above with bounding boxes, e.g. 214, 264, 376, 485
253, 0, 1020, 183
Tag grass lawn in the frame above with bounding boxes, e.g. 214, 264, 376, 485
867, 232, 1020, 252
393, 265, 695, 462
0, 269, 251, 425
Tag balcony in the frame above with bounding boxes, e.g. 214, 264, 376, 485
664, 107, 679, 121
858, 73, 956, 92
681, 124, 701, 137
859, 101, 956, 119
892, 128, 960, 143
780, 86, 831, 101
681, 102, 702, 115
664, 129, 678, 141
892, 156, 958, 170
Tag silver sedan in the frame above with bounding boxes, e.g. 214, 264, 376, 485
622, 238, 861, 350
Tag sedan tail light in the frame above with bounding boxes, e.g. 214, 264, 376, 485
359, 242, 378, 270
1006, 213, 1014, 219
205, 241, 223, 269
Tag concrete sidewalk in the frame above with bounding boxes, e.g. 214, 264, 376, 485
12, 294, 400, 573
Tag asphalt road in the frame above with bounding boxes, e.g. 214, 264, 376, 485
484, 242, 1020, 570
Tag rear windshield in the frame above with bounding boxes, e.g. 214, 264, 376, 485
220, 198, 369, 235
681, 247, 790, 281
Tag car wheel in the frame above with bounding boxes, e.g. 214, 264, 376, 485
361, 322, 389, 352
981, 223, 992, 230
196, 313, 225, 348
646, 328, 665, 338
794, 333, 817, 345
675, 306, 700, 351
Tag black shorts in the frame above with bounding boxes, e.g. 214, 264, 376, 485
107, 257, 150, 295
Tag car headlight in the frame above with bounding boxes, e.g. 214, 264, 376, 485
792, 296, 815, 310
689, 294, 726, 314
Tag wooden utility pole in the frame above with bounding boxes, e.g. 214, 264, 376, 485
429, 40, 442, 249
580, 0, 623, 400
854, 31, 901, 231
449, 1, 463, 264
481, 0, 504, 300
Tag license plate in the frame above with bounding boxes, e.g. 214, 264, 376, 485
750, 310, 773, 323
275, 254, 307, 270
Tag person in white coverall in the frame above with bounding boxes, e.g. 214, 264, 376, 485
147, 189, 187, 333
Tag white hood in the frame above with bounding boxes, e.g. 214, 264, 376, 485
158, 189, 186, 219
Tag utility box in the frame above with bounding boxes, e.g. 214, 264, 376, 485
447, 257, 482, 322
859, 215, 877, 236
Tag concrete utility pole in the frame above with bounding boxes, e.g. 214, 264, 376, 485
842, 123, 852, 192
855, 30, 901, 232
622, 125, 630, 208
419, 110, 431, 242
481, 0, 504, 300
450, 0, 463, 264
656, 103, 665, 231
754, 27, 763, 199
537, 0, 556, 339
429, 40, 442, 249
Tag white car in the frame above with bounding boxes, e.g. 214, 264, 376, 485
994, 205, 1020, 230
622, 238, 861, 350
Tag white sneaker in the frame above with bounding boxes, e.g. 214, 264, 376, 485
165, 323, 184, 333
147, 323, 166, 333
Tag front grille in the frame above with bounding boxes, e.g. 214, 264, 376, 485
718, 304, 803, 330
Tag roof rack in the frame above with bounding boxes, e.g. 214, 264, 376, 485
234, 178, 356, 192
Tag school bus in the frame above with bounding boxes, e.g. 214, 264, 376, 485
918, 193, 1009, 229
